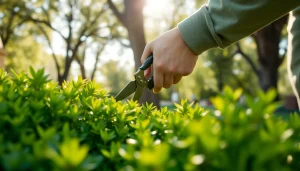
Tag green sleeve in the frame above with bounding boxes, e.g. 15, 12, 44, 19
178, 0, 300, 55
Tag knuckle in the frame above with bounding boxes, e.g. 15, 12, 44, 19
164, 83, 172, 89
154, 79, 162, 88
156, 62, 164, 71
147, 41, 154, 50
144, 44, 150, 51
182, 68, 193, 76
169, 65, 177, 74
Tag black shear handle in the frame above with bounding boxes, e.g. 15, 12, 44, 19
139, 55, 154, 90
139, 55, 153, 70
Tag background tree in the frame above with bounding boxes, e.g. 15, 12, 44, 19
0, 0, 29, 47
253, 16, 288, 94
233, 16, 289, 100
25, 0, 114, 84
0, 0, 52, 72
75, 40, 107, 80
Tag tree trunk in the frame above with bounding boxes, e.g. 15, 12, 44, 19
78, 61, 86, 79
123, 0, 160, 107
252, 15, 288, 98
217, 69, 224, 91
59, 59, 72, 85
58, 75, 64, 85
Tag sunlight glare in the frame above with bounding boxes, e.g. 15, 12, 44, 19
144, 0, 173, 18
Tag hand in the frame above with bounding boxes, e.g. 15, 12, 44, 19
141, 27, 198, 94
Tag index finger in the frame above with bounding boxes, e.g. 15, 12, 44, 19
141, 43, 153, 64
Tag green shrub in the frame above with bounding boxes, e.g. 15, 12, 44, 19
0, 68, 300, 171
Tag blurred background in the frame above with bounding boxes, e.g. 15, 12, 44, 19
0, 0, 297, 110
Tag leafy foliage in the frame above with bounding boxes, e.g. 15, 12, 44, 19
0, 68, 300, 170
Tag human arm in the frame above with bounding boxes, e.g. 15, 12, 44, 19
141, 0, 300, 93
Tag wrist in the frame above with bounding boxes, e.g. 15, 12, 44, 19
173, 27, 197, 56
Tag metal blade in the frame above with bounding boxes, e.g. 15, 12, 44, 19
133, 85, 144, 101
115, 81, 137, 101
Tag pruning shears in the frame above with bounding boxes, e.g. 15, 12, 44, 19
115, 55, 154, 101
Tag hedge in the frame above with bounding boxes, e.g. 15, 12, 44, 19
0, 68, 300, 171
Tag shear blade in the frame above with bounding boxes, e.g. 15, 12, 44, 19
133, 85, 144, 101
115, 81, 137, 101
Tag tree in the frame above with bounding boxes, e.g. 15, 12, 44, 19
107, 0, 160, 107
75, 40, 107, 80
0, 0, 53, 72
237, 16, 288, 99
25, 0, 113, 84
4, 34, 51, 73
0, 0, 29, 47
202, 45, 259, 96
253, 16, 288, 93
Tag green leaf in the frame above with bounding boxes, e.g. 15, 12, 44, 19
100, 129, 116, 144
37, 126, 56, 140
29, 66, 36, 78
60, 138, 89, 166
211, 96, 225, 111
265, 88, 277, 103
139, 143, 170, 166
233, 88, 243, 101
